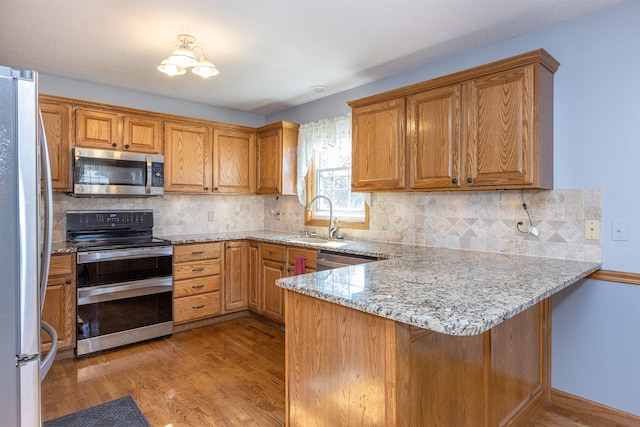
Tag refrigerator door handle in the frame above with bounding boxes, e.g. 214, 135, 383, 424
39, 321, 57, 381
38, 110, 53, 313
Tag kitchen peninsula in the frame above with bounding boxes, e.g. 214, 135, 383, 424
275, 243, 600, 427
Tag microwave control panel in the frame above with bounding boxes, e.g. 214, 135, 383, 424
151, 162, 164, 187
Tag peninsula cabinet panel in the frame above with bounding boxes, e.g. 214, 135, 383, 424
351, 98, 406, 191
123, 115, 163, 154
75, 108, 122, 150
407, 85, 461, 190
285, 292, 549, 427
39, 99, 72, 191
212, 126, 256, 194
164, 122, 212, 193
256, 121, 299, 195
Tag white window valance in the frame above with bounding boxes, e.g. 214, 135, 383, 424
296, 114, 352, 205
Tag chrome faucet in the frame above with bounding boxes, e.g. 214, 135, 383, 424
306, 195, 338, 239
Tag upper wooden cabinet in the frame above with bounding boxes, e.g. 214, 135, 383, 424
212, 125, 256, 193
39, 97, 72, 191
352, 98, 406, 191
256, 121, 299, 195
164, 121, 212, 193
349, 49, 559, 192
76, 108, 163, 154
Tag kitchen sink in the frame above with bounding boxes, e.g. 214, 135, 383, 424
285, 236, 351, 248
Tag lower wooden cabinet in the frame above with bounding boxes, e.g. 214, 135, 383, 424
41, 253, 76, 352
250, 242, 317, 324
224, 241, 249, 312
173, 242, 223, 324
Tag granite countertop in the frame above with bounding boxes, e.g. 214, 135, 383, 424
59, 230, 600, 335
52, 241, 77, 254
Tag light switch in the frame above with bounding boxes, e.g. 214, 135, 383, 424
585, 220, 600, 240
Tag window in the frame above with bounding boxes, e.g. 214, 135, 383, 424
305, 131, 369, 229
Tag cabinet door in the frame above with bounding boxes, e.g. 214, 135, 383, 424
248, 242, 260, 311
224, 241, 249, 311
408, 85, 461, 190
123, 115, 163, 154
164, 122, 211, 193
256, 127, 282, 194
41, 254, 75, 351
464, 65, 535, 188
261, 259, 285, 323
75, 108, 122, 150
213, 126, 256, 193
351, 98, 406, 191
39, 100, 72, 191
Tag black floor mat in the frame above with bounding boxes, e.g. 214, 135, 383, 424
44, 396, 151, 427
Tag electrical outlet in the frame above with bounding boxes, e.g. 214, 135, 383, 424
612, 220, 628, 241
585, 220, 600, 240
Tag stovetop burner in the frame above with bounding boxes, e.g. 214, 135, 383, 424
66, 210, 168, 251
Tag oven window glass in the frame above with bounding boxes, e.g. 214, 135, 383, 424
74, 157, 146, 186
77, 292, 172, 339
77, 255, 172, 287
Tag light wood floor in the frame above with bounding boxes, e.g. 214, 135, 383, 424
42, 316, 632, 427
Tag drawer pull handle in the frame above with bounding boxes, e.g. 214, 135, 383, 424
192, 304, 205, 309
65, 279, 72, 285
192, 251, 205, 255
192, 267, 205, 272
268, 251, 278, 255
192, 284, 205, 289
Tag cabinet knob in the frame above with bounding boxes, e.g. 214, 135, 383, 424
351, 183, 355, 188
124, 144, 130, 149
204, 186, 209, 191
214, 187, 219, 191
111, 143, 117, 148
279, 266, 284, 271
287, 267, 292, 273
65, 279, 72, 285
467, 177, 473, 183
452, 178, 457, 184
275, 186, 279, 193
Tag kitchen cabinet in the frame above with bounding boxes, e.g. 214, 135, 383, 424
351, 98, 406, 191
350, 49, 558, 192
285, 247, 317, 276
407, 84, 461, 190
41, 253, 76, 352
76, 107, 163, 154
39, 97, 72, 191
248, 242, 261, 311
256, 121, 299, 195
212, 125, 256, 193
164, 121, 212, 193
259, 243, 287, 323
173, 242, 223, 324
224, 240, 249, 312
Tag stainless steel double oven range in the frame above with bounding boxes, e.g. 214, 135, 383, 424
67, 210, 173, 356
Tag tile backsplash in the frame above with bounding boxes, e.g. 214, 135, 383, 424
53, 188, 601, 262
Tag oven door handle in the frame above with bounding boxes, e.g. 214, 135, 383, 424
77, 246, 173, 264
77, 277, 173, 305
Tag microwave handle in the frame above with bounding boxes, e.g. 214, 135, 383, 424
146, 156, 152, 194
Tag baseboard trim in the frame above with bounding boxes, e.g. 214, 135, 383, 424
551, 389, 640, 425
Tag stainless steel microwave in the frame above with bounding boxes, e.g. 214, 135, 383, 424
72, 147, 164, 196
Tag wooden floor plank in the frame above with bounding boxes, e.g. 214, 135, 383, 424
42, 316, 635, 427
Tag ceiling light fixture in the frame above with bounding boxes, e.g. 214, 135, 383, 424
157, 34, 220, 78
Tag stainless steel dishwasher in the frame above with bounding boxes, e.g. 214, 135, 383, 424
316, 250, 377, 270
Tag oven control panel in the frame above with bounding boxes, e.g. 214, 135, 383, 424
67, 210, 154, 231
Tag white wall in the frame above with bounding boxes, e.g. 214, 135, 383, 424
269, 1, 640, 416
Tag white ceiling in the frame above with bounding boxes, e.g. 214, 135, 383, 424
0, 0, 625, 115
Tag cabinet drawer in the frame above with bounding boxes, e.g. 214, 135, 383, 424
174, 292, 221, 323
173, 260, 221, 281
173, 242, 222, 263
261, 243, 286, 262
287, 247, 317, 270
174, 276, 221, 298
49, 254, 75, 277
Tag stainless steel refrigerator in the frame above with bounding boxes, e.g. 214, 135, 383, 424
0, 66, 57, 426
